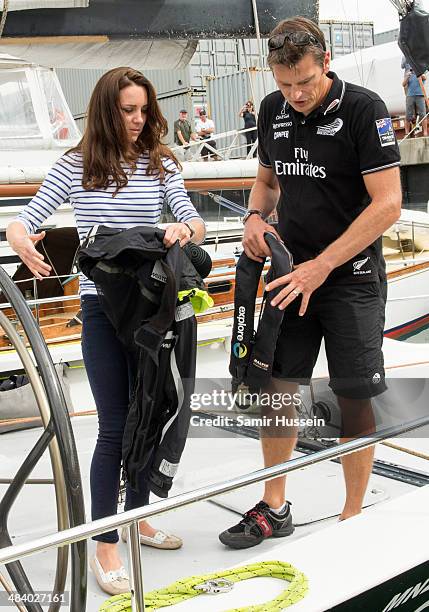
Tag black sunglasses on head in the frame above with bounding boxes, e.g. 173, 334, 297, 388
268, 31, 326, 52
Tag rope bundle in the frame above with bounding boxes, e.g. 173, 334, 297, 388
99, 560, 308, 611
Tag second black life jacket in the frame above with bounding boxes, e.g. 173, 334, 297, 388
229, 232, 293, 393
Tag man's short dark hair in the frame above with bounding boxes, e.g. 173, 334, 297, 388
268, 16, 326, 69
179, 109, 188, 113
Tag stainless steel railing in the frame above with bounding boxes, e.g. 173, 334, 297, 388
171, 126, 258, 161
1, 415, 429, 612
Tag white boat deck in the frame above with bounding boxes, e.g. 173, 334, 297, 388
1, 413, 428, 611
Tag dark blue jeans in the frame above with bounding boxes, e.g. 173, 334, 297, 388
81, 295, 151, 543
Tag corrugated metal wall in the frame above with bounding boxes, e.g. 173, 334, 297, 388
56, 67, 104, 134
374, 29, 399, 46
320, 20, 374, 58
207, 70, 276, 134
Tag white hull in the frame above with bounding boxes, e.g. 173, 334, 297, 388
331, 41, 424, 117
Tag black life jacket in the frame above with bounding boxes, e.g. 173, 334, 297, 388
229, 232, 293, 393
78, 225, 205, 496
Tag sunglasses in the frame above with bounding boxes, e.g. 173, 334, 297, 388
268, 31, 326, 52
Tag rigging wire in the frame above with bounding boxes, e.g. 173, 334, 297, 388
0, 0, 9, 38
241, 39, 260, 117
339, 0, 364, 86
251, 0, 267, 96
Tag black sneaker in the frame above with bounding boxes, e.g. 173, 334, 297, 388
218, 500, 294, 549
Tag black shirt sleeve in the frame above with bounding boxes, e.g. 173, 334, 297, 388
352, 97, 401, 175
257, 98, 272, 168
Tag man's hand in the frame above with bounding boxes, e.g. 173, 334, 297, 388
265, 257, 332, 316
242, 215, 281, 262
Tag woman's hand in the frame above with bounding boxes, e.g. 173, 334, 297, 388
9, 230, 51, 280
163, 223, 192, 248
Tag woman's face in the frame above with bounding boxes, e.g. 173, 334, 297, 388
119, 83, 148, 144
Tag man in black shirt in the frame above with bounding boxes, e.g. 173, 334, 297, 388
219, 16, 402, 550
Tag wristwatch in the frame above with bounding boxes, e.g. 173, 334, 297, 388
183, 222, 195, 238
242, 209, 264, 225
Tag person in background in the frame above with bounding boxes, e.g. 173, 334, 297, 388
402, 62, 428, 137
195, 108, 217, 160
219, 16, 401, 550
239, 100, 257, 156
7, 67, 206, 595
174, 109, 197, 160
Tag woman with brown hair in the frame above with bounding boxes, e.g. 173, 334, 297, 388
7, 67, 205, 595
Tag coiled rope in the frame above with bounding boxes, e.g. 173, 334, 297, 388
99, 560, 308, 611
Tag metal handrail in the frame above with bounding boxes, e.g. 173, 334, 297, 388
171, 125, 258, 161
1, 415, 429, 612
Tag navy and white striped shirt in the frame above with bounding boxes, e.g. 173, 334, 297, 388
17, 151, 203, 295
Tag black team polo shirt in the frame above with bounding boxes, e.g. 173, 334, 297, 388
258, 71, 401, 285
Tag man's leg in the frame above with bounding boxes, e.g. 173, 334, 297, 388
219, 298, 320, 549
405, 96, 414, 135
416, 97, 428, 136
321, 282, 384, 521
218, 380, 298, 549
337, 396, 376, 520
261, 379, 299, 508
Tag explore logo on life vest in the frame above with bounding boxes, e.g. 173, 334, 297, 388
233, 342, 248, 358
236, 305, 247, 341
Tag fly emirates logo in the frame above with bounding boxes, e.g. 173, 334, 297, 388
275, 147, 326, 179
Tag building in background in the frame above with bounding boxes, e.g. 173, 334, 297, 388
56, 20, 375, 145
374, 28, 399, 46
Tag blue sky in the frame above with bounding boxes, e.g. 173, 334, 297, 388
319, 0, 428, 33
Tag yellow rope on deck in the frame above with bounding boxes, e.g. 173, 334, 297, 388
99, 560, 308, 611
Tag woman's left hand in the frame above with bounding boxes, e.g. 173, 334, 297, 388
163, 223, 192, 248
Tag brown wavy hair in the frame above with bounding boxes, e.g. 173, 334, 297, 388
70, 67, 179, 194
268, 17, 327, 70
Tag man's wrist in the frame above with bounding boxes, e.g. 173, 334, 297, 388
316, 252, 335, 275
242, 209, 265, 225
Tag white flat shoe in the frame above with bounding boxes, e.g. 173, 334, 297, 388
121, 527, 183, 549
90, 556, 130, 595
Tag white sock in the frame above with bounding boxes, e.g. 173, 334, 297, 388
269, 502, 287, 515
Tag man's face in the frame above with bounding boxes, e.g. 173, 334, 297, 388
272, 51, 330, 116
179, 112, 188, 121
200, 114, 207, 122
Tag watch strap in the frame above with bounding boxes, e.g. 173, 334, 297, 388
243, 209, 264, 224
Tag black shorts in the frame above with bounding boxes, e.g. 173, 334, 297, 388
272, 282, 386, 399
